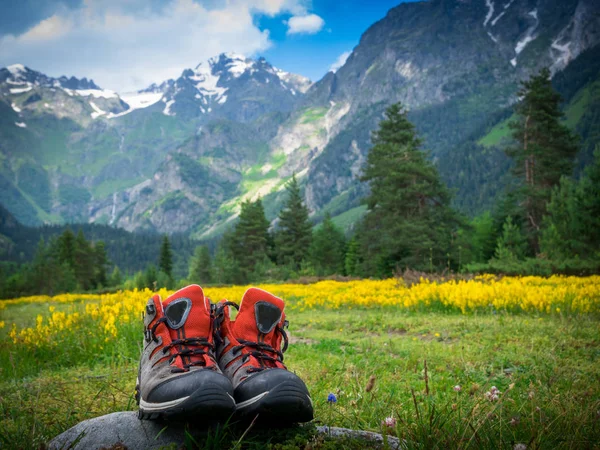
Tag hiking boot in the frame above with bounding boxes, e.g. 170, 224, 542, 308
135, 284, 236, 420
214, 287, 313, 423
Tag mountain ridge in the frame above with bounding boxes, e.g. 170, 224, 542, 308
1, 0, 599, 237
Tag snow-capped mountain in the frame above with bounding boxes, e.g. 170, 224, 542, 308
1, 63, 128, 125
1, 0, 599, 236
122, 53, 312, 122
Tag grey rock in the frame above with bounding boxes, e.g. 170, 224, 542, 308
49, 411, 403, 450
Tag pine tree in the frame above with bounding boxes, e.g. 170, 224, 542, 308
494, 216, 528, 261
230, 199, 270, 281
540, 146, 600, 259
74, 230, 94, 290
57, 228, 76, 269
93, 241, 109, 288
144, 265, 158, 290
159, 235, 173, 279
309, 214, 346, 276
358, 103, 460, 276
275, 175, 312, 269
188, 245, 212, 284
212, 232, 244, 285
109, 266, 123, 287
344, 237, 360, 277
507, 68, 579, 251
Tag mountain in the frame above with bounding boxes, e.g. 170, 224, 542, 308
1, 0, 599, 237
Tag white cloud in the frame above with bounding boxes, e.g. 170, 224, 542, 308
286, 13, 325, 35
0, 0, 309, 92
329, 50, 351, 73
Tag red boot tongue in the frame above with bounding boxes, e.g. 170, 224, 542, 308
233, 288, 285, 342
163, 285, 211, 342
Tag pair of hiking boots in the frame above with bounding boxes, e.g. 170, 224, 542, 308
135, 285, 313, 423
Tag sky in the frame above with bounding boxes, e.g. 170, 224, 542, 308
0, 0, 410, 92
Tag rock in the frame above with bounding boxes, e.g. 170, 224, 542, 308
49, 411, 402, 450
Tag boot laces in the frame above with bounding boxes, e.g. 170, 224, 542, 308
147, 316, 218, 373
214, 301, 289, 373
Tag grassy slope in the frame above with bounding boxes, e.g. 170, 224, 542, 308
478, 73, 600, 149
1, 296, 599, 449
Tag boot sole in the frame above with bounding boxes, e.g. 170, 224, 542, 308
138, 385, 236, 421
235, 380, 314, 423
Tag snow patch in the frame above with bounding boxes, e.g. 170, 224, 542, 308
487, 31, 498, 43
217, 95, 227, 104
225, 55, 254, 78
64, 88, 117, 99
11, 103, 21, 113
15, 121, 26, 128
89, 101, 106, 119
483, 0, 495, 26
44, 103, 50, 108
163, 98, 175, 116
107, 92, 163, 118
511, 10, 539, 66
503, 0, 515, 9
7, 64, 26, 78
121, 91, 163, 109
491, 11, 505, 26
10, 86, 32, 94
551, 39, 572, 70
515, 33, 536, 54
190, 62, 228, 104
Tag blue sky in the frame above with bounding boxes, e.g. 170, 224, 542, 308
256, 0, 405, 80
0, 0, 410, 91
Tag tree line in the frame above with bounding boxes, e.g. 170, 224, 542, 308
1, 67, 598, 297
190, 67, 599, 283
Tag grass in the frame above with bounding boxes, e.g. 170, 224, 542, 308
300, 108, 328, 124
1, 283, 599, 449
563, 78, 600, 129
329, 205, 367, 233
478, 117, 513, 148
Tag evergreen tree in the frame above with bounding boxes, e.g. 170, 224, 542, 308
507, 68, 579, 251
144, 265, 158, 290
159, 235, 173, 279
57, 228, 76, 268
309, 214, 346, 276
230, 199, 270, 281
74, 230, 94, 290
212, 232, 244, 285
344, 237, 360, 277
358, 103, 460, 276
93, 241, 109, 288
188, 245, 212, 284
540, 146, 600, 260
494, 216, 528, 261
275, 175, 313, 269
109, 266, 123, 287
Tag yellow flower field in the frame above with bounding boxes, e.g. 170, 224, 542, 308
3, 275, 600, 348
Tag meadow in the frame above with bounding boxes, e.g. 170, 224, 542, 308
1, 275, 599, 449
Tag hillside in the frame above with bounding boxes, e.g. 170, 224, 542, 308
1, 0, 599, 235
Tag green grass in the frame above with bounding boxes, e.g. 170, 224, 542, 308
1, 299, 599, 449
478, 117, 513, 148
563, 78, 600, 129
329, 205, 367, 232
300, 108, 328, 124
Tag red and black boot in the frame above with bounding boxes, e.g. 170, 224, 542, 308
214, 287, 313, 423
136, 285, 236, 420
